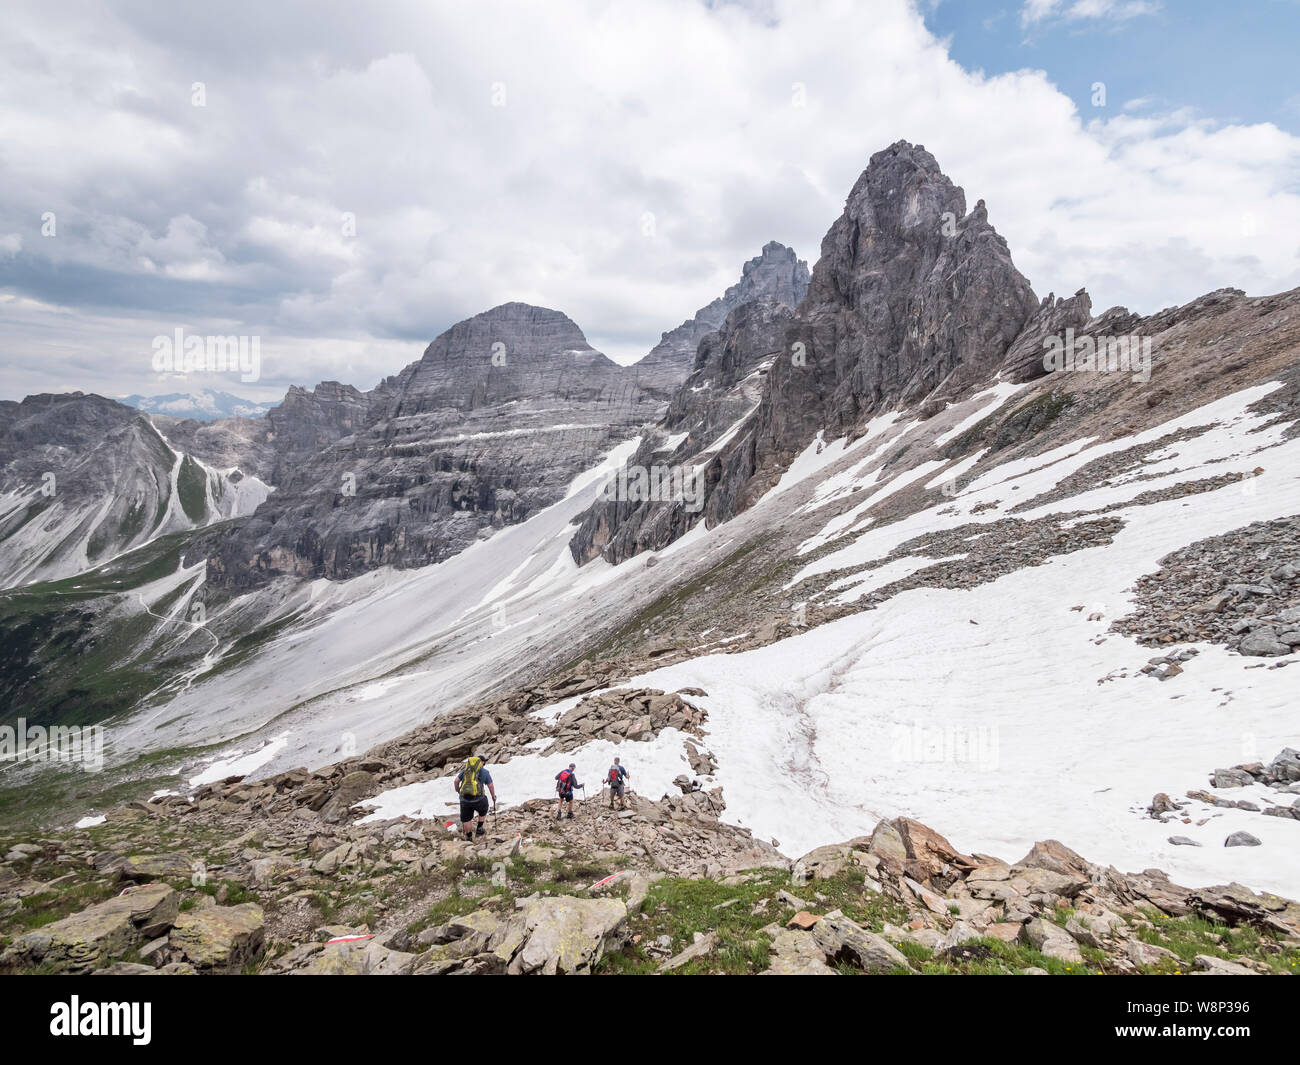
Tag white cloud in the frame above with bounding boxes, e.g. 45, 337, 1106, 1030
0, 0, 1296, 402
1022, 0, 1161, 25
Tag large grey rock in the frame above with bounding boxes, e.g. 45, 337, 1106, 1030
657, 931, 717, 973
167, 903, 265, 973
1192, 954, 1257, 975
118, 853, 195, 881
289, 937, 416, 975
491, 896, 629, 975
319, 770, 379, 823
3, 883, 179, 973
1239, 630, 1292, 657
764, 929, 837, 975
810, 914, 913, 973
1022, 917, 1083, 964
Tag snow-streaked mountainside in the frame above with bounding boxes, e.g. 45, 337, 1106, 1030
120, 390, 274, 421
0, 394, 270, 587
3, 141, 1299, 906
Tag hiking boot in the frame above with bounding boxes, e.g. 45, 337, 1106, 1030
475, 824, 485, 837
566, 811, 574, 820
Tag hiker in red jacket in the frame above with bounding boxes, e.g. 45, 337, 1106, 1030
555, 762, 581, 820
607, 757, 630, 810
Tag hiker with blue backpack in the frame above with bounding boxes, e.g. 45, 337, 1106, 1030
555, 762, 582, 820
455, 753, 497, 841
607, 757, 630, 810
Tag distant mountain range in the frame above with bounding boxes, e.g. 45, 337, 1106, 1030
119, 389, 274, 421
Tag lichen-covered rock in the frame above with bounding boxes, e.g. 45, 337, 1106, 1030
118, 853, 195, 881
811, 915, 913, 973
289, 938, 416, 975
492, 896, 628, 975
168, 903, 264, 973
5, 883, 179, 973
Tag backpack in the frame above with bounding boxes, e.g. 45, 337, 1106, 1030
555, 769, 572, 795
459, 756, 484, 798
608, 767, 620, 784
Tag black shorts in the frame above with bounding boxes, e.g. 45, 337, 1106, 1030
558, 790, 574, 802
459, 794, 490, 822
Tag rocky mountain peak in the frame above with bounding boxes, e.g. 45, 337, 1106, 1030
384, 302, 619, 419
632, 242, 810, 394
573, 140, 1041, 564
730, 241, 810, 308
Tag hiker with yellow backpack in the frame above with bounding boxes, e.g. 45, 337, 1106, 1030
454, 753, 497, 841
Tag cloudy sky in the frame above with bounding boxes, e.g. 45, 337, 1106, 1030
1, 0, 1298, 406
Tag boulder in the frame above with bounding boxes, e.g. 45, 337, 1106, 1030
1239, 631, 1291, 657
289, 938, 416, 975
1192, 954, 1257, 975
764, 929, 837, 975
4, 883, 179, 973
1011, 866, 1088, 900
657, 931, 716, 973
251, 855, 302, 885
811, 915, 913, 973
1268, 748, 1300, 782
1187, 882, 1300, 938
1126, 939, 1178, 968
937, 921, 982, 952
786, 911, 822, 931
319, 771, 379, 823
1022, 918, 1083, 964
492, 896, 628, 975
793, 841, 865, 881
118, 853, 194, 881
892, 818, 975, 885
1015, 839, 1091, 879
168, 903, 265, 973
867, 819, 908, 866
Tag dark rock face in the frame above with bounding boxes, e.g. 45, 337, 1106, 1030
572, 140, 1041, 564
630, 242, 809, 396
570, 295, 795, 564
0, 393, 138, 460
780, 141, 1037, 442
265, 382, 373, 483
1001, 289, 1094, 382
204, 303, 661, 589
